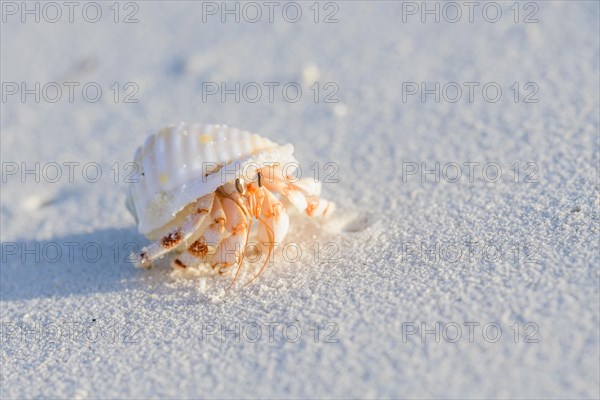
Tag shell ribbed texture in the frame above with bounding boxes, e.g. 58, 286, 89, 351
134, 123, 279, 194
127, 122, 292, 235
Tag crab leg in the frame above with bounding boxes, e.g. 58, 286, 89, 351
170, 194, 227, 270
244, 188, 290, 286
134, 193, 214, 268
293, 178, 335, 216
212, 198, 250, 275
304, 194, 335, 217
262, 173, 335, 217
259, 188, 290, 244
261, 178, 307, 213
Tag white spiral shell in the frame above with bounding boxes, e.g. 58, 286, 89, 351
127, 122, 297, 236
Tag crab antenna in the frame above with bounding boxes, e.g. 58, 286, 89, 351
227, 202, 253, 291
243, 214, 274, 288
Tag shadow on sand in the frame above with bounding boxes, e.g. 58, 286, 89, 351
0, 227, 163, 302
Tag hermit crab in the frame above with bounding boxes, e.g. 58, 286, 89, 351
126, 123, 335, 286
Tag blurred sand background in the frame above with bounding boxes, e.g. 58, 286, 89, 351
1, 1, 599, 398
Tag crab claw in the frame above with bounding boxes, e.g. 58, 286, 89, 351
212, 198, 249, 274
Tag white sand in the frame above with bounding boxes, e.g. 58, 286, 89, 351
1, 1, 599, 398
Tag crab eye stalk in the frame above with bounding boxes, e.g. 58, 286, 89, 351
257, 171, 263, 188
235, 178, 245, 194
